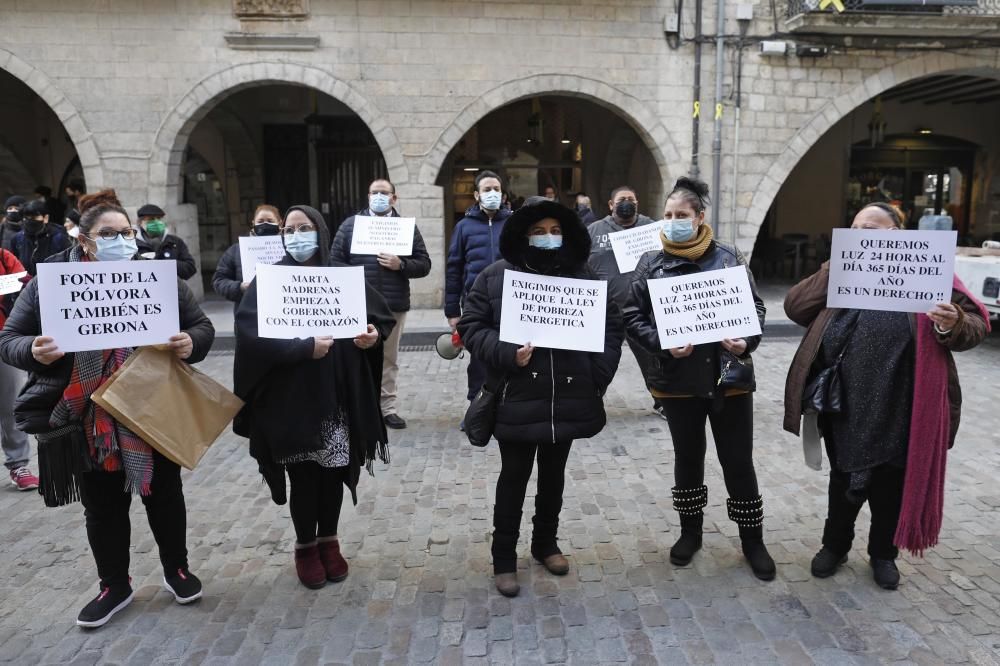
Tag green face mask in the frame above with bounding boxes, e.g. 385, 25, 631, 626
145, 220, 166, 237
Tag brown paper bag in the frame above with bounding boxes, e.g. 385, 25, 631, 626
92, 347, 244, 470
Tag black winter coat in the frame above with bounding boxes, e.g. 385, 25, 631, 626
137, 231, 197, 280
11, 225, 71, 276
212, 242, 244, 309
623, 240, 765, 398
330, 209, 432, 312
458, 199, 623, 445
0, 249, 215, 434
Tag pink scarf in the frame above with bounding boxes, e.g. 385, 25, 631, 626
894, 276, 990, 555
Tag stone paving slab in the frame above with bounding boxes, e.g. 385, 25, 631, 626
0, 334, 999, 664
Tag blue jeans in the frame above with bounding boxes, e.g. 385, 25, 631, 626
0, 362, 30, 470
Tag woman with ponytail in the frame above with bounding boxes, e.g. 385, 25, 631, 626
0, 189, 215, 627
622, 177, 775, 581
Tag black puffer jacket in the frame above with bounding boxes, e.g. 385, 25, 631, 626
458, 198, 623, 444
136, 231, 197, 280
212, 242, 244, 309
330, 209, 432, 312
0, 248, 215, 434
623, 239, 765, 398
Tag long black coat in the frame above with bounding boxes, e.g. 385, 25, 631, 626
330, 209, 432, 312
0, 248, 215, 434
458, 199, 623, 445
233, 205, 396, 505
623, 240, 765, 398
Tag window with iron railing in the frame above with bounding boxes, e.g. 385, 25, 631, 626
786, 0, 1000, 17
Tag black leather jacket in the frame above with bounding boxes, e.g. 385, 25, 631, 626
622, 241, 765, 398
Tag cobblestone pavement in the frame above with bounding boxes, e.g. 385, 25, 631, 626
1, 334, 999, 665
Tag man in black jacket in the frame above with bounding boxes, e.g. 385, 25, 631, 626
330, 179, 432, 430
0, 196, 26, 251
10, 199, 71, 276
135, 204, 197, 280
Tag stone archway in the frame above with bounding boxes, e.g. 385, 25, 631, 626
744, 52, 1000, 237
147, 61, 409, 205
0, 48, 105, 188
418, 73, 681, 190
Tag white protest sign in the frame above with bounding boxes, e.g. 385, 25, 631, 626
827, 229, 957, 313
0, 271, 27, 295
36, 260, 180, 353
647, 266, 762, 349
239, 236, 286, 282
349, 215, 416, 256
256, 263, 367, 340
499, 270, 607, 353
608, 224, 663, 274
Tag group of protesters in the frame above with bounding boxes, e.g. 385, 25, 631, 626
0, 170, 989, 629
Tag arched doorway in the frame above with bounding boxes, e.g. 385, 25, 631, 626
752, 71, 1000, 283
175, 83, 389, 291
0, 67, 82, 219
437, 95, 666, 238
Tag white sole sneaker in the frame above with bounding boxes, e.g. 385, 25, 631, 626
76, 591, 134, 628
163, 576, 203, 604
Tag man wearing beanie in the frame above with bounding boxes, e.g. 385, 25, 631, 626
135, 204, 197, 279
0, 196, 26, 252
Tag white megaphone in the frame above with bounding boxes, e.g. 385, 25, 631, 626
436, 331, 464, 360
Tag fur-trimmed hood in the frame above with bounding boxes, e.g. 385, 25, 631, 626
499, 197, 591, 271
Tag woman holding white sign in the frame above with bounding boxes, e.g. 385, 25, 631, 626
0, 189, 216, 628
458, 197, 623, 598
784, 202, 990, 590
212, 203, 283, 311
233, 204, 396, 591
623, 177, 775, 581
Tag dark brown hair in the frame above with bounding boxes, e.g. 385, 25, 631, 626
78, 189, 129, 236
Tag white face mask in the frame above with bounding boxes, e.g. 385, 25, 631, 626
479, 190, 503, 211
528, 234, 563, 250
661, 219, 696, 243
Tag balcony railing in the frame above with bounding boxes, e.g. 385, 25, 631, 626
786, 0, 1000, 18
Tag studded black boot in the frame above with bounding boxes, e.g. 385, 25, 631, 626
727, 496, 776, 581
670, 486, 707, 566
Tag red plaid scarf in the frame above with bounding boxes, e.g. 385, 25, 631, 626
48, 248, 155, 494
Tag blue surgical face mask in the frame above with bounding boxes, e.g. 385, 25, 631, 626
479, 190, 502, 211
285, 231, 319, 262
93, 235, 138, 262
528, 234, 563, 250
662, 219, 696, 243
370, 193, 391, 214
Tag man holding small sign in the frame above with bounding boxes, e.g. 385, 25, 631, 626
331, 179, 432, 430
783, 202, 990, 591
623, 177, 775, 582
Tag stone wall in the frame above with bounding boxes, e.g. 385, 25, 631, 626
2, 1, 999, 306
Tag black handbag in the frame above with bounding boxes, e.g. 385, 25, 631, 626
36, 422, 94, 507
463, 380, 505, 447
802, 316, 858, 415
717, 351, 756, 392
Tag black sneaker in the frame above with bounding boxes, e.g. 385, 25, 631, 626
163, 568, 203, 604
870, 558, 899, 590
811, 547, 848, 578
77, 583, 134, 628
384, 414, 407, 429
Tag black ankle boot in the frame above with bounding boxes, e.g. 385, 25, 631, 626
727, 496, 776, 581
670, 486, 707, 566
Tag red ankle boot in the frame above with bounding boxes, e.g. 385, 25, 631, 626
318, 539, 348, 582
294, 544, 326, 589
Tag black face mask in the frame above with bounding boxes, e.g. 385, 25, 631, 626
253, 222, 280, 236
23, 219, 44, 236
576, 204, 589, 213
614, 201, 637, 220
5, 210, 22, 225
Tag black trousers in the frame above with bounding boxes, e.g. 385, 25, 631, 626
492, 440, 572, 574
79, 450, 188, 588
823, 464, 904, 561
286, 462, 345, 544
626, 338, 657, 393
660, 393, 760, 499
